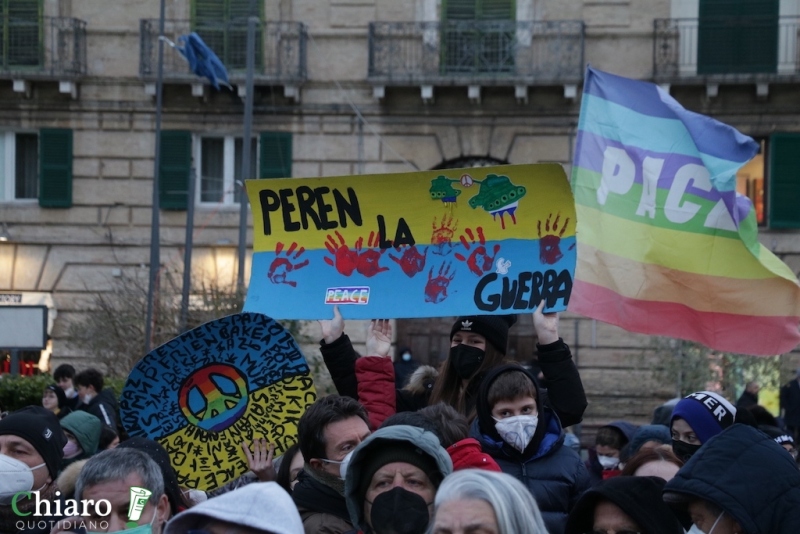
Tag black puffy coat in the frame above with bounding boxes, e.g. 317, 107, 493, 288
664, 424, 800, 534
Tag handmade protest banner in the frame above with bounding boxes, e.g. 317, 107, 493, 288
570, 67, 800, 356
243, 164, 576, 319
119, 313, 316, 491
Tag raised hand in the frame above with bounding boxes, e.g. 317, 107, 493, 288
318, 305, 344, 344
241, 438, 276, 482
533, 300, 559, 345
366, 319, 392, 357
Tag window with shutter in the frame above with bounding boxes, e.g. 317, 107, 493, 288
159, 131, 192, 211
768, 133, 800, 229
1, 0, 42, 68
38, 129, 72, 208
192, 0, 263, 71
698, 0, 778, 74
259, 132, 292, 179
441, 0, 516, 75
196, 135, 257, 205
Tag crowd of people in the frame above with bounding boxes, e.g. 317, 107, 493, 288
2, 307, 800, 534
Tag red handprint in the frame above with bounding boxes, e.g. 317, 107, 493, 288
355, 231, 389, 278
389, 244, 428, 278
424, 262, 455, 303
431, 214, 458, 256
267, 242, 309, 287
324, 231, 359, 276
454, 227, 500, 277
538, 213, 574, 265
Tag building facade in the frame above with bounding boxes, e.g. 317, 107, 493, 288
1, 0, 799, 437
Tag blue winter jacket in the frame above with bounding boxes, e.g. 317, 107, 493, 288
664, 424, 800, 534
471, 365, 590, 534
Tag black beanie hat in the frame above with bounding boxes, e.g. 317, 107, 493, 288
359, 442, 442, 503
45, 384, 67, 409
450, 314, 517, 354
0, 406, 67, 479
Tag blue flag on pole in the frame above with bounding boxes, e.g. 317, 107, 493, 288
176, 32, 230, 90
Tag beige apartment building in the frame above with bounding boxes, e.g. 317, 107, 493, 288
1, 0, 799, 436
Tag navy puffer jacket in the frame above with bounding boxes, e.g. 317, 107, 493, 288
664, 424, 800, 534
471, 364, 590, 534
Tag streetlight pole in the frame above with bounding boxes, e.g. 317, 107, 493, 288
145, 0, 167, 353
237, 0, 257, 290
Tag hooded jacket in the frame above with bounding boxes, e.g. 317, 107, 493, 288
565, 476, 684, 534
164, 482, 304, 534
664, 424, 800, 534
586, 420, 638, 486
77, 388, 119, 429
344, 425, 453, 533
471, 364, 590, 534
59, 410, 102, 469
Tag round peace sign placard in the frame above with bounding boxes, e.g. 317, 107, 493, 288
119, 313, 316, 491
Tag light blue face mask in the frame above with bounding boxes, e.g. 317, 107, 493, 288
87, 507, 157, 534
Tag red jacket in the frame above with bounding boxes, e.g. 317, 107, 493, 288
355, 356, 396, 429
447, 438, 502, 472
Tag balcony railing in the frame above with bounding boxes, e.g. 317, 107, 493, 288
140, 19, 307, 85
368, 20, 585, 85
654, 17, 800, 81
0, 17, 87, 78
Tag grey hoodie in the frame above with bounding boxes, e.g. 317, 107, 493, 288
164, 482, 304, 534
344, 424, 453, 532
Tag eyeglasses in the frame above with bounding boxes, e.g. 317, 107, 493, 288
585, 530, 642, 534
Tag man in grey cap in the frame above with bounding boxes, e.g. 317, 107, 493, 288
780, 368, 800, 442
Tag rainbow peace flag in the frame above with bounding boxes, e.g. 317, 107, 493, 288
570, 67, 800, 356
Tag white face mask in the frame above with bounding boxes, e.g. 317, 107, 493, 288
81, 392, 96, 404
494, 415, 538, 452
701, 510, 725, 534
0, 454, 46, 505
597, 454, 620, 470
323, 450, 354, 480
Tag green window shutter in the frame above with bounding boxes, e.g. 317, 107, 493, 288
768, 133, 800, 229
159, 131, 192, 210
38, 128, 72, 208
443, 0, 515, 21
698, 0, 778, 74
259, 132, 292, 179
5, 0, 42, 68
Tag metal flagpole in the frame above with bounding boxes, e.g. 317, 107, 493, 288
237, 1, 257, 290
145, 0, 167, 353
180, 168, 197, 332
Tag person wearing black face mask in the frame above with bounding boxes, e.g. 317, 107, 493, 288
317, 302, 586, 431
344, 425, 453, 534
669, 391, 737, 463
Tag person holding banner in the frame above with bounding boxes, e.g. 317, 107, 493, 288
319, 302, 587, 427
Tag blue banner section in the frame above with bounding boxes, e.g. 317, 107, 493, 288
243, 237, 576, 320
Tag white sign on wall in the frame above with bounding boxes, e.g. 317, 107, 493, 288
0, 305, 48, 349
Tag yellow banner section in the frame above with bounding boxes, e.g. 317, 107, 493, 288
246, 164, 574, 252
